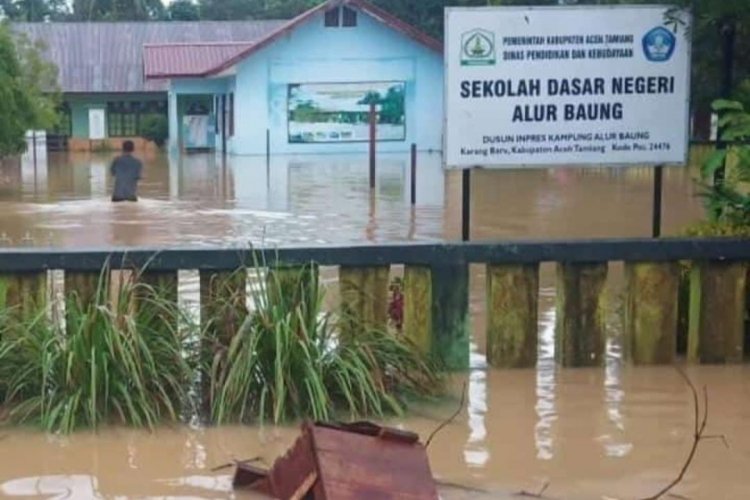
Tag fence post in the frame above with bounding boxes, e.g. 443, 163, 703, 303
555, 262, 608, 367
486, 263, 539, 368
339, 266, 389, 334
624, 262, 679, 364
403, 265, 431, 354
0, 272, 47, 322
431, 263, 470, 370
688, 261, 745, 363
200, 271, 247, 345
410, 143, 417, 206
65, 271, 105, 312
369, 103, 376, 190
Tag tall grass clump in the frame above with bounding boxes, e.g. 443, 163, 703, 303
0, 269, 193, 433
205, 264, 442, 425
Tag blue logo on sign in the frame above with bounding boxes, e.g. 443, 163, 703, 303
642, 26, 676, 62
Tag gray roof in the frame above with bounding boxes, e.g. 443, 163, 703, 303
12, 21, 286, 93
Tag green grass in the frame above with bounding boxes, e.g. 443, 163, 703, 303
204, 265, 443, 425
0, 263, 444, 433
0, 269, 193, 433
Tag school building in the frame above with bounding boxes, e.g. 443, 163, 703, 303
14, 0, 444, 155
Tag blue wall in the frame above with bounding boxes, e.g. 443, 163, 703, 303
224, 8, 443, 156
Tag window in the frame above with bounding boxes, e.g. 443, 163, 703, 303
324, 7, 339, 27
51, 103, 72, 136
107, 100, 167, 137
342, 6, 357, 27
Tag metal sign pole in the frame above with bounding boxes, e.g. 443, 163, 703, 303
462, 168, 471, 241
369, 103, 376, 190
652, 164, 664, 238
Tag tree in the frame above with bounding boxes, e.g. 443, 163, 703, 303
0, 23, 59, 157
699, 99, 750, 226
14, 30, 60, 130
167, 0, 199, 20
69, 0, 165, 21
0, 0, 69, 21
196, 0, 318, 21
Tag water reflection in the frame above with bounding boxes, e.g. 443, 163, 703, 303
1, 475, 100, 499
464, 344, 489, 469
535, 287, 557, 461
601, 344, 632, 458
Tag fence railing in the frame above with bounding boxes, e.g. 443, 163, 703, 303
0, 237, 748, 369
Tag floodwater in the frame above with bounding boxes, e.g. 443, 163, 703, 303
1, 149, 749, 499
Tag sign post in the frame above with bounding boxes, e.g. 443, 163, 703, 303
444, 5, 691, 238
652, 165, 663, 237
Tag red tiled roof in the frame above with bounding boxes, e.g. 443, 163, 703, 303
143, 0, 442, 80
143, 42, 255, 79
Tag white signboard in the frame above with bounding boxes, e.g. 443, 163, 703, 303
88, 108, 106, 140
444, 6, 691, 168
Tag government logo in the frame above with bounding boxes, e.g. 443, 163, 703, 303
461, 29, 495, 66
642, 26, 676, 62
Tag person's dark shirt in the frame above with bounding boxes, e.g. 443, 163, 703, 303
110, 154, 142, 201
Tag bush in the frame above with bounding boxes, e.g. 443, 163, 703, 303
682, 220, 750, 238
0, 264, 444, 433
204, 266, 443, 425
139, 115, 168, 147
699, 99, 750, 226
0, 270, 194, 433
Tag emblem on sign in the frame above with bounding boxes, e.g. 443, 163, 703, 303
461, 29, 495, 66
642, 26, 676, 62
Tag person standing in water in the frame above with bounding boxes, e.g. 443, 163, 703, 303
110, 140, 143, 202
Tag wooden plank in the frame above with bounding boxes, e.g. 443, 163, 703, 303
0, 272, 47, 321
624, 262, 679, 365
138, 270, 179, 304
200, 270, 247, 344
135, 270, 180, 333
555, 262, 608, 367
688, 261, 746, 364
289, 472, 317, 500
403, 265, 431, 354
267, 427, 318, 500
267, 264, 318, 307
486, 263, 539, 368
64, 270, 104, 312
431, 263, 469, 370
339, 266, 389, 333
311, 426, 438, 500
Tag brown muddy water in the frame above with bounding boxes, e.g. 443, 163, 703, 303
0, 150, 749, 499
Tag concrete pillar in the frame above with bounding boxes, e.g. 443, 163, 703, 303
168, 91, 179, 154
431, 263, 470, 370
486, 263, 539, 368
688, 262, 746, 364
624, 262, 679, 365
403, 266, 432, 355
555, 262, 608, 367
339, 266, 390, 334
0, 272, 48, 322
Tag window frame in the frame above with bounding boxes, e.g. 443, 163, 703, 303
324, 7, 340, 27
342, 6, 357, 27
106, 100, 167, 138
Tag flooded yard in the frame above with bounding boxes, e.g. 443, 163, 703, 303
0, 150, 748, 499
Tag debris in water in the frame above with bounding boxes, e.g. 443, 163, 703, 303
233, 420, 438, 499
